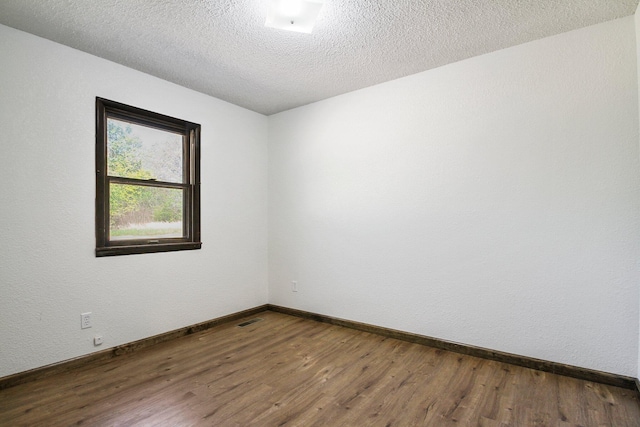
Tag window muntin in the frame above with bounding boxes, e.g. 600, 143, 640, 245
96, 98, 201, 256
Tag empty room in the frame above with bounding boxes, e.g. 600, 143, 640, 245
1, 0, 640, 425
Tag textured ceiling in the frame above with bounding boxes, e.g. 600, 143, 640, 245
0, 0, 638, 115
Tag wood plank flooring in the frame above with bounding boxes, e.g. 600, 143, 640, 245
1, 311, 639, 426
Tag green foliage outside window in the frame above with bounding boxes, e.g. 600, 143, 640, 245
107, 121, 182, 229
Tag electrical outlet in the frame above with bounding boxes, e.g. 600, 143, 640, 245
81, 312, 92, 329
292, 281, 298, 292
94, 335, 103, 346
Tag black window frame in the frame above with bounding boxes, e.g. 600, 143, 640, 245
95, 97, 201, 257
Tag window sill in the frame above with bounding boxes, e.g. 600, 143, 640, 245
96, 242, 202, 257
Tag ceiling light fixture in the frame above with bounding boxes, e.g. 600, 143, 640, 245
279, 0, 303, 16
265, 0, 324, 34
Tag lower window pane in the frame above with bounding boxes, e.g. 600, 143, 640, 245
109, 183, 184, 240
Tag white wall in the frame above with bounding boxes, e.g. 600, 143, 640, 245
269, 17, 640, 376
0, 24, 268, 378
636, 3, 640, 382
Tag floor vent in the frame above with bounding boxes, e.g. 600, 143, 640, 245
237, 318, 263, 328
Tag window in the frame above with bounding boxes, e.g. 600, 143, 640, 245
96, 98, 201, 256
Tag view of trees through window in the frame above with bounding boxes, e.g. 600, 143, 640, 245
107, 119, 184, 240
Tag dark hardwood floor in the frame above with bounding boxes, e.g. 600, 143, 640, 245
1, 311, 639, 426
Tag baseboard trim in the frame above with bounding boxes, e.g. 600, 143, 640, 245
0, 304, 268, 391
267, 304, 637, 391
3, 303, 635, 392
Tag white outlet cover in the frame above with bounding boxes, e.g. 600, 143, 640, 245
81, 312, 92, 329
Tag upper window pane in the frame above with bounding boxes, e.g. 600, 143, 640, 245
107, 118, 183, 183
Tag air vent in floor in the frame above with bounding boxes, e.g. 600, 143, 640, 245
237, 318, 263, 328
